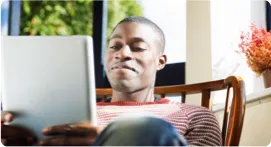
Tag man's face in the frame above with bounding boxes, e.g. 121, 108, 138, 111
105, 22, 166, 93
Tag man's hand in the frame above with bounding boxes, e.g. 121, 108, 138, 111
38, 123, 100, 146
1, 111, 35, 145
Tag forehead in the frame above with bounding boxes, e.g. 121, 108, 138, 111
111, 22, 159, 43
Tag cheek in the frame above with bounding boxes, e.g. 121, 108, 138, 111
104, 53, 113, 70
139, 55, 158, 74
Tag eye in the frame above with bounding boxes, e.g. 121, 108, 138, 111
132, 47, 147, 52
109, 45, 122, 50
131, 42, 148, 52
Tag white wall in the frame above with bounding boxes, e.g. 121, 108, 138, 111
214, 95, 271, 146
186, 0, 212, 105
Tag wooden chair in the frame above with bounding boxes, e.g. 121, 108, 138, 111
96, 76, 246, 146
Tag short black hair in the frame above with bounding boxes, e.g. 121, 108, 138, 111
112, 16, 166, 53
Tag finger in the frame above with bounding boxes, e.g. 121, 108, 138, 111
42, 123, 98, 137
1, 138, 7, 145
1, 137, 33, 146
1, 111, 13, 125
1, 126, 35, 145
1, 125, 34, 139
38, 136, 94, 146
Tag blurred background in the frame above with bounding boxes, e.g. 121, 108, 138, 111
1, 0, 270, 103
1, 0, 271, 145
1, 0, 186, 90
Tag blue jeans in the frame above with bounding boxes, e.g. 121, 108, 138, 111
92, 116, 188, 146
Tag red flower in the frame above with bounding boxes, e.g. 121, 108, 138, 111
237, 24, 271, 75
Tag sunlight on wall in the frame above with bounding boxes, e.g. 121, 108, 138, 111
140, 0, 186, 64
211, 0, 253, 104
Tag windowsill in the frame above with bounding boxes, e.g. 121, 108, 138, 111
212, 87, 271, 112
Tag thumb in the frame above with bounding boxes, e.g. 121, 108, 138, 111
1, 111, 13, 125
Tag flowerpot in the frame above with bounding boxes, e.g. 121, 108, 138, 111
263, 70, 271, 88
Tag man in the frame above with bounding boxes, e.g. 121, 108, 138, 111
1, 16, 221, 146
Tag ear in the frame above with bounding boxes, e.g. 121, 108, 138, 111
156, 54, 167, 71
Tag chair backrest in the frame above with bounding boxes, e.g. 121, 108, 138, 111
96, 76, 246, 146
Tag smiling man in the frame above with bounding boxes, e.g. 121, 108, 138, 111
1, 16, 222, 146
105, 17, 166, 102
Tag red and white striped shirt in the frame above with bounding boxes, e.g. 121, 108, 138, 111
97, 98, 222, 146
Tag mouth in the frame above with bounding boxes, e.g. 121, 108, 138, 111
111, 65, 137, 72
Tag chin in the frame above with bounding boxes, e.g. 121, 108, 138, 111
110, 80, 137, 93
109, 72, 136, 80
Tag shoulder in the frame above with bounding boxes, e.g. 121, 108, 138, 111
181, 103, 220, 133
179, 103, 222, 146
164, 99, 215, 117
179, 103, 215, 118
174, 103, 219, 129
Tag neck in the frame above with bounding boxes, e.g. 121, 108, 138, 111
111, 86, 155, 102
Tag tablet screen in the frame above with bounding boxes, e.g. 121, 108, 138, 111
1, 36, 97, 140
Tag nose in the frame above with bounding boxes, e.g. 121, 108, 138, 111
114, 45, 132, 61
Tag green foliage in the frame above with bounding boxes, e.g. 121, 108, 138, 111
20, 0, 143, 40
107, 0, 143, 38
21, 1, 93, 35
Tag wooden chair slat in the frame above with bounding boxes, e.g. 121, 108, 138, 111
201, 89, 211, 109
181, 93, 186, 103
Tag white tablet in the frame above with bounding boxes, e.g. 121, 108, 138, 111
1, 36, 97, 140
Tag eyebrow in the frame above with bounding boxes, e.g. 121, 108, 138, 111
110, 34, 122, 40
110, 35, 148, 44
132, 37, 147, 43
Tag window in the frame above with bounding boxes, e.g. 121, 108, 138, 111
211, 0, 267, 104
1, 0, 9, 36
140, 0, 187, 87
140, 0, 186, 64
